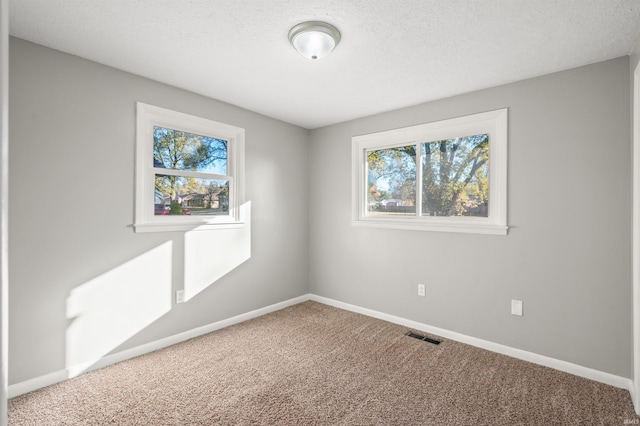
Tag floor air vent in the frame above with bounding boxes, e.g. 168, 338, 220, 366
405, 331, 442, 345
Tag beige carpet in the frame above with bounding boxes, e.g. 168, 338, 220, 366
9, 301, 640, 425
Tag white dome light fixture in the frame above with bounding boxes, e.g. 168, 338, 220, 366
288, 21, 341, 60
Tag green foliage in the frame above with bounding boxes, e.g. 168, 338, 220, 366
422, 134, 489, 216
169, 202, 183, 215
153, 127, 227, 203
153, 127, 227, 171
367, 146, 416, 208
367, 134, 489, 216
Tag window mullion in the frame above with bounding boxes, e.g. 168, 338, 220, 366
363, 149, 369, 218
152, 167, 230, 181
415, 142, 422, 217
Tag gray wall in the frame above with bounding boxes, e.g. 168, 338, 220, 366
631, 37, 640, 75
8, 35, 634, 386
309, 57, 632, 377
9, 38, 310, 384
630, 35, 640, 389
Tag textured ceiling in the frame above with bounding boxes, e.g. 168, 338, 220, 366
9, 0, 640, 129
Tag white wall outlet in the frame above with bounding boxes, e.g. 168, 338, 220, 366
417, 284, 426, 297
511, 299, 523, 316
176, 290, 185, 304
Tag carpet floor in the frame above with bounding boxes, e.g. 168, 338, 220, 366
8, 301, 640, 425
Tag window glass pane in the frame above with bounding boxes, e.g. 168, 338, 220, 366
421, 134, 489, 217
153, 126, 227, 174
154, 175, 229, 216
367, 145, 416, 216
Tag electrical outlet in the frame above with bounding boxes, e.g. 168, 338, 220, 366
176, 290, 185, 304
417, 284, 426, 297
511, 299, 523, 316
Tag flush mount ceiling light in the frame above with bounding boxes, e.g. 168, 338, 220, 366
288, 21, 341, 60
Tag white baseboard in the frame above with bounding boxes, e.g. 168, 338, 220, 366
9, 370, 68, 400
309, 294, 633, 391
8, 295, 309, 398
10, 293, 633, 400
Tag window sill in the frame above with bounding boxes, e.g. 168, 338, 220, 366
352, 218, 508, 235
134, 220, 245, 233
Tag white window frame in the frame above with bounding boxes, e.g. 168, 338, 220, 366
134, 102, 245, 233
352, 108, 508, 235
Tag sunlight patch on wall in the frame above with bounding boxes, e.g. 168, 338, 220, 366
183, 202, 251, 301
65, 242, 173, 377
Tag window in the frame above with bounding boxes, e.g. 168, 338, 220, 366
135, 102, 245, 232
352, 109, 507, 235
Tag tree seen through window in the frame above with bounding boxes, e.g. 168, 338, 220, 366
153, 127, 229, 216
367, 134, 489, 217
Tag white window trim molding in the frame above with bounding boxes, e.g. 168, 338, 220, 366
134, 102, 245, 233
352, 108, 508, 235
